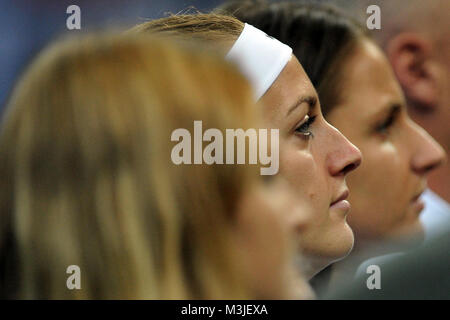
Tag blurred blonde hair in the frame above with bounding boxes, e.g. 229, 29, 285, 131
0, 33, 257, 299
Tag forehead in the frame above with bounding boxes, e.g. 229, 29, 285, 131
260, 56, 318, 121
337, 39, 406, 118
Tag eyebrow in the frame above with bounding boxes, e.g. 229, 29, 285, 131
286, 96, 317, 117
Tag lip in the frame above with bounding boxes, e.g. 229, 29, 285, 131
330, 190, 349, 206
330, 190, 351, 211
410, 189, 426, 213
411, 189, 425, 203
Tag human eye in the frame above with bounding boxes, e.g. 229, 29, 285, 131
375, 104, 401, 136
375, 112, 397, 135
294, 115, 317, 139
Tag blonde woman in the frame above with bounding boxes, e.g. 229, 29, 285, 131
0, 34, 312, 299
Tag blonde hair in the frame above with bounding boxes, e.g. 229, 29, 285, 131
0, 33, 257, 299
129, 13, 245, 51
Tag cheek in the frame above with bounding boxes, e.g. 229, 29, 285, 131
235, 199, 291, 298
278, 140, 329, 217
347, 142, 412, 235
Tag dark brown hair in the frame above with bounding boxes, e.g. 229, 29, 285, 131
216, 0, 369, 115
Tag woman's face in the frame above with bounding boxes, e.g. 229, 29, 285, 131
326, 39, 445, 243
235, 177, 315, 299
259, 56, 363, 272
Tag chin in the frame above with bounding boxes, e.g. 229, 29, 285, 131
299, 222, 356, 276
315, 222, 355, 263
330, 223, 355, 261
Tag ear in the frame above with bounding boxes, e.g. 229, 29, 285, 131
385, 33, 438, 110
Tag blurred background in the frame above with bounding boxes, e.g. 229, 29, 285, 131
0, 0, 233, 113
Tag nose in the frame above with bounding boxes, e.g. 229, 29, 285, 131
410, 123, 446, 176
326, 124, 362, 177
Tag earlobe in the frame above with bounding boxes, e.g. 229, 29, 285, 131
385, 33, 437, 110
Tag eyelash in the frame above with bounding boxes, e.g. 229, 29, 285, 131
295, 115, 317, 138
376, 114, 396, 134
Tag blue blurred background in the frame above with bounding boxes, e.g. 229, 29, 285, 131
0, 0, 228, 113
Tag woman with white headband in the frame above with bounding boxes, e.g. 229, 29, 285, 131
131, 14, 363, 279
0, 33, 315, 299
217, 1, 446, 296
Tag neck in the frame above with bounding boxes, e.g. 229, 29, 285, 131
300, 254, 347, 280
324, 236, 416, 289
326, 241, 379, 285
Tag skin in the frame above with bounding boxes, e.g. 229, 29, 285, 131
336, 0, 450, 201
381, 1, 450, 203
326, 39, 446, 245
235, 178, 315, 299
258, 56, 363, 278
411, 34, 450, 203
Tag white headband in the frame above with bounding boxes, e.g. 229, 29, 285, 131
226, 23, 293, 101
